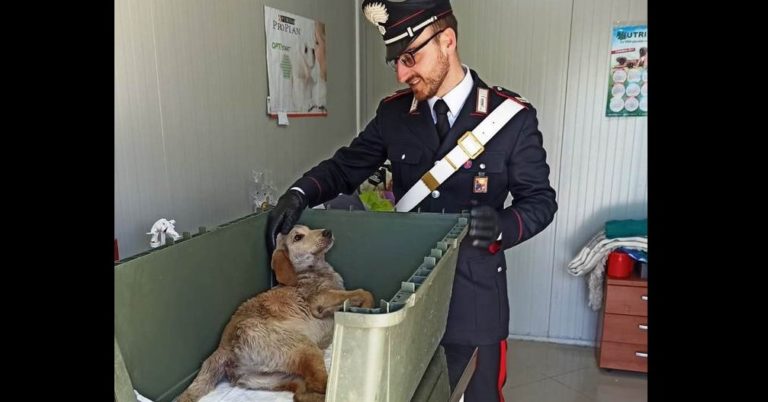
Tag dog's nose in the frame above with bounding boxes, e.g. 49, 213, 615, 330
322, 229, 332, 238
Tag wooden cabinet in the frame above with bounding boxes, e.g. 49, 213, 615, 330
596, 270, 647, 372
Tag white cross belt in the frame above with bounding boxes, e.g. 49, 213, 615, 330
394, 99, 525, 212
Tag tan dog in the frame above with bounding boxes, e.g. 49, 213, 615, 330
177, 225, 375, 402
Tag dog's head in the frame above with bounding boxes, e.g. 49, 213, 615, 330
299, 40, 316, 71
271, 224, 334, 286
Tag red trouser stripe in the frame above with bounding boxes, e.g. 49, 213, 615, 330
497, 339, 508, 402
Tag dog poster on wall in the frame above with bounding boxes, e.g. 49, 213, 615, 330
606, 23, 647, 117
264, 6, 327, 117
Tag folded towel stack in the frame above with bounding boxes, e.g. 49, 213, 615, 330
567, 219, 647, 310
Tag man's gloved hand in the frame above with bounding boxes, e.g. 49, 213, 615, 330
266, 189, 308, 256
469, 206, 501, 248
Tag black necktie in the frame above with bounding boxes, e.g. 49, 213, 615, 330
433, 99, 450, 142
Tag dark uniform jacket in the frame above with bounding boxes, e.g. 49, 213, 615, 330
291, 68, 557, 345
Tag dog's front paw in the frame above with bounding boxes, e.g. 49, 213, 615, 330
354, 290, 375, 309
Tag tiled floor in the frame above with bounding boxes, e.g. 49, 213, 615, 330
503, 339, 647, 402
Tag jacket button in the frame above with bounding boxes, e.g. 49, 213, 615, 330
497, 266, 502, 272
479, 163, 486, 169
401, 154, 406, 160
431, 190, 440, 198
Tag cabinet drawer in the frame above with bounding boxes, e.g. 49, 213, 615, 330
605, 285, 647, 316
602, 313, 647, 345
598, 341, 648, 373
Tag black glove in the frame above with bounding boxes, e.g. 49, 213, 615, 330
469, 206, 501, 248
266, 189, 308, 256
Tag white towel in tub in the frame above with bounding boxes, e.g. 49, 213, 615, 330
198, 345, 333, 402
135, 390, 154, 402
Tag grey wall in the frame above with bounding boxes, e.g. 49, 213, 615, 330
115, 0, 357, 258
546, 0, 647, 344
358, 0, 647, 344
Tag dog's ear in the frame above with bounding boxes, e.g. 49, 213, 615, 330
275, 232, 288, 251
271, 248, 298, 286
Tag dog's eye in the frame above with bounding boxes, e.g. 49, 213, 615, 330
293, 234, 304, 242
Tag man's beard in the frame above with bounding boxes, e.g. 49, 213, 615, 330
409, 50, 449, 101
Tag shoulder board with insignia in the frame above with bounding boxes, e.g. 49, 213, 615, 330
383, 88, 413, 103
491, 86, 531, 109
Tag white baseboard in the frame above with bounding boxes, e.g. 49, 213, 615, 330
507, 334, 597, 347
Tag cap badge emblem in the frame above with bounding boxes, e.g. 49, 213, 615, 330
363, 2, 389, 35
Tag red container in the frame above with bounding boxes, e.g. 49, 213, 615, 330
607, 251, 634, 278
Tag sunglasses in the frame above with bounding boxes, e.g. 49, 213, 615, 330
387, 29, 446, 70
